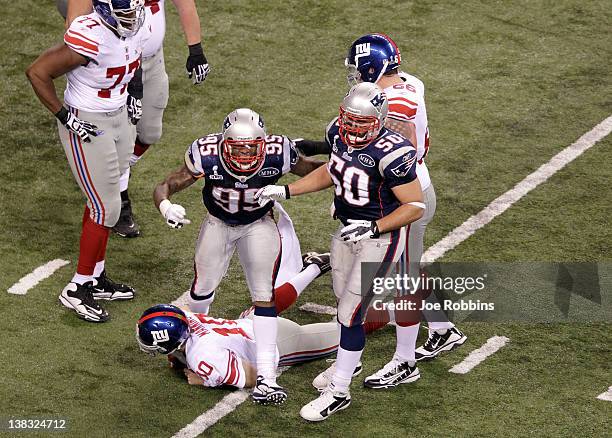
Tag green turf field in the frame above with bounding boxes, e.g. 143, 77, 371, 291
1, 0, 611, 436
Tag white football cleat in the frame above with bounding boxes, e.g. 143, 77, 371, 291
363, 355, 420, 389
300, 384, 351, 422
312, 359, 362, 391
415, 326, 467, 361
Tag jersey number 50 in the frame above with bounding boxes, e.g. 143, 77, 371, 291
328, 155, 370, 206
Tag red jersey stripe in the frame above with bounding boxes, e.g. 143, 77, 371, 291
67, 29, 99, 46
64, 34, 98, 54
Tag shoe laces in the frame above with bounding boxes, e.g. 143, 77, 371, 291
80, 284, 101, 308
424, 331, 443, 350
373, 356, 402, 378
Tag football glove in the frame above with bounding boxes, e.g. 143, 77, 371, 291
55, 107, 100, 143
340, 219, 380, 243
186, 43, 210, 85
254, 185, 290, 206
159, 199, 191, 229
126, 95, 142, 125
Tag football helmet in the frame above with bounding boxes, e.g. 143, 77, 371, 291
339, 82, 388, 149
136, 304, 190, 355
93, 0, 145, 38
221, 108, 266, 179
345, 33, 401, 85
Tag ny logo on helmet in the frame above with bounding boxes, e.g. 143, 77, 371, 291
151, 329, 170, 345
355, 43, 370, 55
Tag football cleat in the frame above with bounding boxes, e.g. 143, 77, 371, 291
302, 252, 331, 278
363, 356, 420, 389
300, 383, 351, 422
92, 270, 135, 300
415, 326, 467, 362
113, 199, 140, 238
251, 376, 287, 405
59, 282, 109, 323
312, 359, 362, 392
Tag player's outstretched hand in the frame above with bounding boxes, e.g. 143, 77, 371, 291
186, 43, 210, 85
254, 185, 290, 206
159, 200, 191, 229
127, 94, 142, 125
340, 219, 380, 243
55, 107, 101, 143
184, 369, 205, 386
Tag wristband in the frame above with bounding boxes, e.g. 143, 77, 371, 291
284, 185, 291, 200
159, 199, 172, 217
407, 201, 426, 209
188, 42, 205, 58
55, 107, 69, 124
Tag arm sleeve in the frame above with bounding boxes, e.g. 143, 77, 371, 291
379, 146, 418, 188
188, 347, 247, 389
184, 139, 205, 178
283, 137, 300, 174
294, 139, 330, 157
64, 19, 101, 60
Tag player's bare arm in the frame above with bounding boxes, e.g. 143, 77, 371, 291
26, 44, 88, 114
153, 164, 199, 209
171, 0, 202, 45
385, 118, 417, 147
376, 178, 424, 233
65, 0, 93, 28
288, 164, 334, 196
153, 164, 198, 229
290, 154, 326, 177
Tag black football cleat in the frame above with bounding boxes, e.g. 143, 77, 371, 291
59, 282, 109, 323
302, 252, 331, 278
251, 376, 287, 405
92, 270, 135, 301
113, 199, 140, 238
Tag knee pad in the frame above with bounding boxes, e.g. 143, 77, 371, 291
188, 290, 215, 314
339, 324, 365, 351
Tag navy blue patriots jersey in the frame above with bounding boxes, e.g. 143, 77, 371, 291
185, 133, 299, 225
325, 118, 418, 222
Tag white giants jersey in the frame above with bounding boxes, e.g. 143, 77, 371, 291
63, 13, 151, 112
384, 72, 431, 190
142, 0, 166, 57
184, 313, 257, 389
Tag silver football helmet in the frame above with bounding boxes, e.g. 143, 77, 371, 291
221, 108, 267, 179
339, 82, 388, 148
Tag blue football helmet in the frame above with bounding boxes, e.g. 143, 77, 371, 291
345, 33, 402, 85
93, 0, 145, 38
136, 304, 190, 355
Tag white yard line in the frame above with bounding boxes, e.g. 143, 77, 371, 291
172, 115, 612, 435
172, 391, 250, 438
422, 115, 612, 262
299, 302, 337, 316
449, 336, 510, 374
596, 386, 612, 402
7, 259, 70, 295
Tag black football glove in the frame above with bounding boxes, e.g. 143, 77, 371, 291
127, 95, 142, 125
126, 66, 143, 125
186, 43, 210, 85
55, 107, 100, 143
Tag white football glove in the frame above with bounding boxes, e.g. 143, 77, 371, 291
159, 200, 191, 229
339, 219, 380, 243
254, 185, 290, 206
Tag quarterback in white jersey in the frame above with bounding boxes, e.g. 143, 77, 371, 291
58, 0, 210, 238
26, 0, 152, 323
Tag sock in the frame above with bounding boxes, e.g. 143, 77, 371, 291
130, 138, 151, 166
273, 265, 319, 313
74, 212, 110, 284
93, 260, 105, 278
188, 290, 215, 314
119, 168, 130, 193
364, 306, 390, 334
421, 284, 454, 332
394, 323, 419, 364
428, 322, 453, 332
253, 306, 279, 382
331, 324, 365, 393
